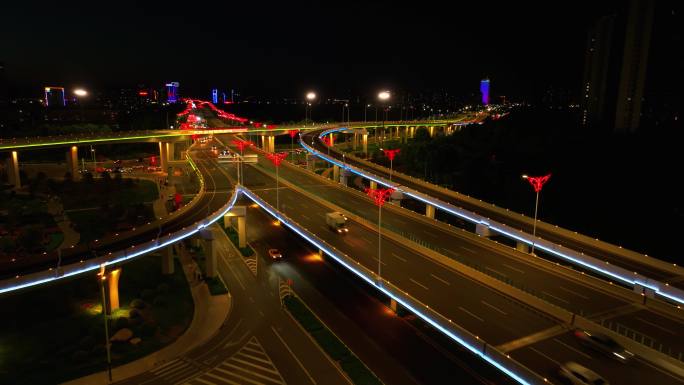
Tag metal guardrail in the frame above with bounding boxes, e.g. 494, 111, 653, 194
300, 130, 684, 307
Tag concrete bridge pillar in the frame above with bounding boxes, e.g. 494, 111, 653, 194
226, 206, 247, 248
353, 133, 358, 150
476, 223, 493, 237
370, 180, 378, 190
425, 204, 435, 219
516, 241, 530, 253
166, 142, 175, 161
410, 126, 415, 138
306, 153, 316, 171
328, 133, 335, 147
162, 245, 175, 275
333, 164, 340, 182
66, 146, 79, 180
429, 126, 435, 137
159, 142, 168, 173
340, 168, 351, 186
390, 298, 399, 313
6, 151, 20, 188
200, 228, 217, 278
362, 134, 368, 155
390, 190, 403, 205
107, 268, 121, 312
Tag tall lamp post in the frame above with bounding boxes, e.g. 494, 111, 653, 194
378, 91, 390, 144
74, 88, 88, 121
266, 152, 289, 214
305, 92, 316, 126
366, 187, 394, 284
232, 139, 253, 185
365, 104, 371, 122
522, 173, 552, 255
97, 265, 113, 382
287, 129, 299, 158
381, 148, 400, 181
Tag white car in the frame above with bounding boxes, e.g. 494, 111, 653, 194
559, 362, 608, 385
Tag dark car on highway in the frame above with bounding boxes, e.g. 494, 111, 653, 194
574, 329, 634, 363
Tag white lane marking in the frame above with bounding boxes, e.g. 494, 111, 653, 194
634, 317, 677, 335
481, 300, 508, 315
430, 273, 450, 286
542, 291, 570, 304
529, 347, 561, 366
460, 246, 477, 254
485, 266, 508, 278
271, 326, 317, 385
458, 306, 484, 322
391, 252, 407, 262
558, 286, 590, 300
502, 263, 526, 274
409, 278, 429, 290
553, 338, 592, 360
371, 256, 387, 266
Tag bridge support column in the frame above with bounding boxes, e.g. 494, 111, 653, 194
340, 169, 351, 186
425, 204, 435, 219
429, 126, 435, 137
225, 206, 247, 248
200, 229, 217, 278
162, 245, 174, 275
333, 164, 340, 182
353, 133, 358, 150
476, 223, 492, 237
362, 134, 368, 155
370, 180, 377, 190
328, 133, 334, 147
66, 146, 79, 180
516, 241, 530, 253
107, 268, 121, 312
166, 142, 175, 161
159, 142, 168, 173
306, 153, 316, 171
6, 151, 20, 188
410, 126, 415, 138
389, 298, 399, 313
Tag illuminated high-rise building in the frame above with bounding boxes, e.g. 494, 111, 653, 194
480, 79, 490, 105
44, 86, 66, 107
165, 82, 180, 103
212, 88, 218, 104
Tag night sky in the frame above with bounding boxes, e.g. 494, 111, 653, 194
2, 1, 621, 99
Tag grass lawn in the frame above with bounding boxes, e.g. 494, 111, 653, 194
0, 253, 193, 385
283, 295, 381, 385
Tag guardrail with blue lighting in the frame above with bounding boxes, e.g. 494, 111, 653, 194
0, 164, 239, 296
302, 128, 684, 307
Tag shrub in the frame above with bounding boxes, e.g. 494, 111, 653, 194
130, 299, 146, 309
152, 295, 167, 307
141, 289, 156, 302
129, 308, 142, 319
156, 283, 170, 294
114, 316, 129, 330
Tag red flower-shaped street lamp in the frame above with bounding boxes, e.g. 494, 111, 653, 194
267, 152, 289, 214
366, 187, 395, 283
522, 173, 551, 254
381, 148, 400, 181
288, 129, 299, 155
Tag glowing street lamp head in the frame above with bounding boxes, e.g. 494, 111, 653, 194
73, 89, 88, 97
306, 92, 316, 101
378, 91, 390, 101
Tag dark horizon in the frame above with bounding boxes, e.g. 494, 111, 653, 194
2, 1, 624, 101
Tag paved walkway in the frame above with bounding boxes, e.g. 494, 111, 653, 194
62, 246, 231, 385
47, 198, 80, 249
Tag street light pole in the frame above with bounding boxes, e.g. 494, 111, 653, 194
367, 188, 394, 284
378, 91, 390, 145
98, 265, 113, 382
305, 92, 316, 126
522, 173, 552, 255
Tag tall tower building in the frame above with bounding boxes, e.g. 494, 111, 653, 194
480, 79, 490, 105
165, 82, 180, 103
581, 0, 658, 133
44, 86, 66, 107
614, 0, 655, 133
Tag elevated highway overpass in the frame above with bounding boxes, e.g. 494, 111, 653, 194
299, 125, 684, 306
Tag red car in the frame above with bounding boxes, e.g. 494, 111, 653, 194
268, 249, 283, 260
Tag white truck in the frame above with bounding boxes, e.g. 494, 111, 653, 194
325, 212, 349, 234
